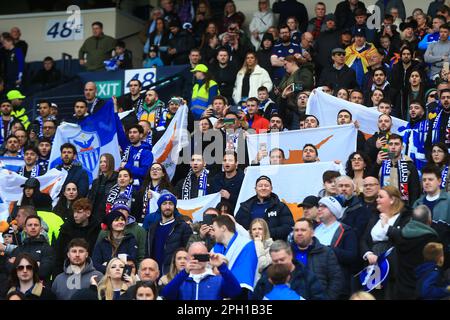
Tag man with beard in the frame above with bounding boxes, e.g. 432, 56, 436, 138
302, 144, 319, 163
1, 135, 21, 158
319, 48, 358, 91
136, 89, 165, 127
176, 154, 213, 200
349, 89, 364, 105
18, 145, 46, 178
146, 191, 192, 275
52, 238, 103, 300
55, 143, 89, 197
120, 124, 153, 187
391, 47, 421, 98
268, 114, 285, 132
270, 25, 301, 84
211, 152, 244, 208
402, 101, 429, 171
0, 99, 15, 146
42, 119, 56, 142
426, 89, 450, 152
365, 113, 393, 163
336, 175, 371, 241
374, 133, 421, 206
37, 137, 52, 170
363, 67, 392, 106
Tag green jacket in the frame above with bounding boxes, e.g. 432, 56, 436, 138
78, 34, 116, 71
96, 220, 147, 264
37, 210, 64, 245
413, 191, 450, 225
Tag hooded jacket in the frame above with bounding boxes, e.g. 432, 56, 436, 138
51, 257, 103, 300
92, 233, 138, 274
122, 141, 153, 186
54, 217, 101, 276
389, 220, 440, 299
415, 261, 450, 300
235, 193, 294, 241
12, 235, 55, 282
56, 162, 90, 197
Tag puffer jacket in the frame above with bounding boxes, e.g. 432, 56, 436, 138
235, 193, 294, 241
291, 237, 344, 300
56, 162, 90, 197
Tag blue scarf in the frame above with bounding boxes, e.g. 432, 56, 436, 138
181, 168, 209, 200
441, 165, 448, 189
401, 118, 428, 171
0, 116, 13, 145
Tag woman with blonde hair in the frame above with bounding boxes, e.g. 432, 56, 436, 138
158, 247, 188, 288
92, 257, 134, 300
249, 218, 273, 279
360, 186, 411, 299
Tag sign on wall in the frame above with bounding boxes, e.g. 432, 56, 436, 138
124, 68, 157, 94
45, 17, 84, 41
95, 80, 123, 99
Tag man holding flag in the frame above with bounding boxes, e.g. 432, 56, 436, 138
55, 143, 89, 197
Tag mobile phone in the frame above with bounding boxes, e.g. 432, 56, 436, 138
388, 151, 396, 160
193, 254, 210, 262
292, 83, 303, 92
122, 264, 133, 280
223, 118, 235, 125
202, 213, 216, 226
259, 142, 267, 152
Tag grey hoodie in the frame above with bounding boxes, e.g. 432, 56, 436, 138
51, 257, 103, 300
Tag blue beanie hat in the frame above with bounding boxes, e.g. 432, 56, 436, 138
157, 191, 177, 208
112, 195, 131, 213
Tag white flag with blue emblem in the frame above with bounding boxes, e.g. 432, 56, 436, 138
48, 99, 122, 183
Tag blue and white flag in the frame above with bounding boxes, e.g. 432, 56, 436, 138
359, 247, 394, 292
0, 157, 25, 173
48, 99, 122, 183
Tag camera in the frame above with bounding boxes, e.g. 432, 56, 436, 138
193, 254, 210, 262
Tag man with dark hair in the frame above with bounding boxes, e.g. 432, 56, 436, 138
175, 154, 213, 199
37, 137, 52, 170
336, 109, 366, 151
212, 214, 258, 295
42, 119, 57, 141
19, 145, 47, 178
2, 35, 24, 91
121, 124, 153, 187
56, 143, 89, 197
334, 0, 366, 31
318, 170, 340, 197
271, 25, 301, 83
32, 100, 56, 138
319, 47, 357, 90
314, 14, 341, 76
363, 67, 392, 105
167, 18, 195, 65
78, 21, 116, 71
257, 86, 277, 119
302, 144, 319, 163
426, 89, 450, 151
11, 215, 55, 284
390, 47, 421, 105
374, 133, 421, 205
52, 238, 103, 300
365, 113, 393, 163
349, 89, 364, 105
53, 198, 101, 276
69, 100, 89, 123
208, 48, 238, 103
304, 115, 319, 129
114, 40, 133, 70
268, 113, 285, 132
31, 56, 62, 87
211, 152, 244, 208
402, 100, 428, 171
119, 79, 144, 112
245, 97, 269, 133
0, 99, 15, 147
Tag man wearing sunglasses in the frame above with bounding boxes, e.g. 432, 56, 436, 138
318, 48, 357, 91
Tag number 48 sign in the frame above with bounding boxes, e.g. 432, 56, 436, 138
124, 68, 157, 94
45, 5, 83, 41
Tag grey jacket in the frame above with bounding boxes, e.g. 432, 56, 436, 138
51, 258, 103, 300
424, 40, 450, 77
413, 191, 450, 225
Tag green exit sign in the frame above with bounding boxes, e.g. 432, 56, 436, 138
95, 80, 122, 98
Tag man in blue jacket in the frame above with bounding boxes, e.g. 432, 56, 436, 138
120, 124, 153, 188
56, 143, 90, 197
161, 241, 241, 300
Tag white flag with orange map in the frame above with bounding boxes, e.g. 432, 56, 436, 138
247, 124, 357, 165
0, 168, 67, 206
151, 104, 190, 180
234, 162, 343, 221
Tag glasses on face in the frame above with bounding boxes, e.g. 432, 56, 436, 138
351, 157, 364, 162
151, 167, 163, 172
16, 265, 33, 271
43, 126, 55, 130
363, 183, 379, 188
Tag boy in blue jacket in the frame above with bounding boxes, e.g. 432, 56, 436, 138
263, 263, 305, 300
416, 242, 450, 300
